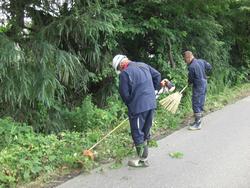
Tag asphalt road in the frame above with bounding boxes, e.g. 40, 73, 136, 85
57, 96, 250, 188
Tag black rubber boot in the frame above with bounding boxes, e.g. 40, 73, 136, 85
189, 113, 202, 130
135, 143, 148, 159
128, 142, 149, 167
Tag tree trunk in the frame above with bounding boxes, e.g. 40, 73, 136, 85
167, 38, 176, 69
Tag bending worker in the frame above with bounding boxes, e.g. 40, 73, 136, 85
112, 54, 173, 167
183, 51, 212, 130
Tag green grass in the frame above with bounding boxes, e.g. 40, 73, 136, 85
1, 83, 250, 187
169, 152, 184, 159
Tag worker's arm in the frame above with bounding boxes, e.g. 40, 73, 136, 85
204, 60, 212, 74
148, 65, 161, 90
119, 72, 131, 105
188, 66, 195, 85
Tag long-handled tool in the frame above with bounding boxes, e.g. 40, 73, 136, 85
159, 85, 188, 114
83, 118, 128, 159
83, 81, 176, 159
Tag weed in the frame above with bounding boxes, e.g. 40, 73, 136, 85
169, 152, 184, 159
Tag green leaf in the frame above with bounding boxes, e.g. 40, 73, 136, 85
169, 152, 184, 159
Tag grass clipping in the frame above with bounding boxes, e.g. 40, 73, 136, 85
169, 152, 184, 159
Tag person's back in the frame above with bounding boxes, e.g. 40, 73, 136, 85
119, 61, 160, 115
188, 58, 212, 89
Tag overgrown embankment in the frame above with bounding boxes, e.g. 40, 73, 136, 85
1, 83, 250, 188
1, 0, 250, 187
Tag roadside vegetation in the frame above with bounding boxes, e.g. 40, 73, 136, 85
1, 83, 250, 188
0, 0, 249, 187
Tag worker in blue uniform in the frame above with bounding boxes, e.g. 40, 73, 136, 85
184, 51, 212, 130
112, 54, 174, 167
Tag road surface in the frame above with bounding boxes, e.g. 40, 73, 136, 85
57, 96, 250, 188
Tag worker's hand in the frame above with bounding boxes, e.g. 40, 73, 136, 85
169, 86, 175, 92
160, 79, 170, 87
161, 79, 175, 92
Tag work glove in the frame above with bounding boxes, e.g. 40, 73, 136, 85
155, 79, 175, 99
160, 78, 169, 87
160, 79, 175, 92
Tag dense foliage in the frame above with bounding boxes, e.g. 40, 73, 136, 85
0, 0, 249, 131
0, 0, 250, 186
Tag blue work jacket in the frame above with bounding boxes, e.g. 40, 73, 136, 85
119, 62, 161, 115
188, 58, 212, 90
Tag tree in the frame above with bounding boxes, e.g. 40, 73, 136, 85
0, 0, 249, 132
0, 0, 121, 131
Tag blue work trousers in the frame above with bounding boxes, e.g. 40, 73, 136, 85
128, 109, 154, 146
192, 83, 207, 113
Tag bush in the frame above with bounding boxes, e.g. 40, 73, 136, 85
66, 95, 126, 132
0, 118, 95, 187
0, 118, 33, 150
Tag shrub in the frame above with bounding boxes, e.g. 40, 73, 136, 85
66, 95, 126, 132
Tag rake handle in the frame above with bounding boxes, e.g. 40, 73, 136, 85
180, 85, 188, 94
87, 86, 178, 151
88, 118, 128, 151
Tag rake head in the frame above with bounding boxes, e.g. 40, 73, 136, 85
83, 149, 94, 160
159, 92, 183, 114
